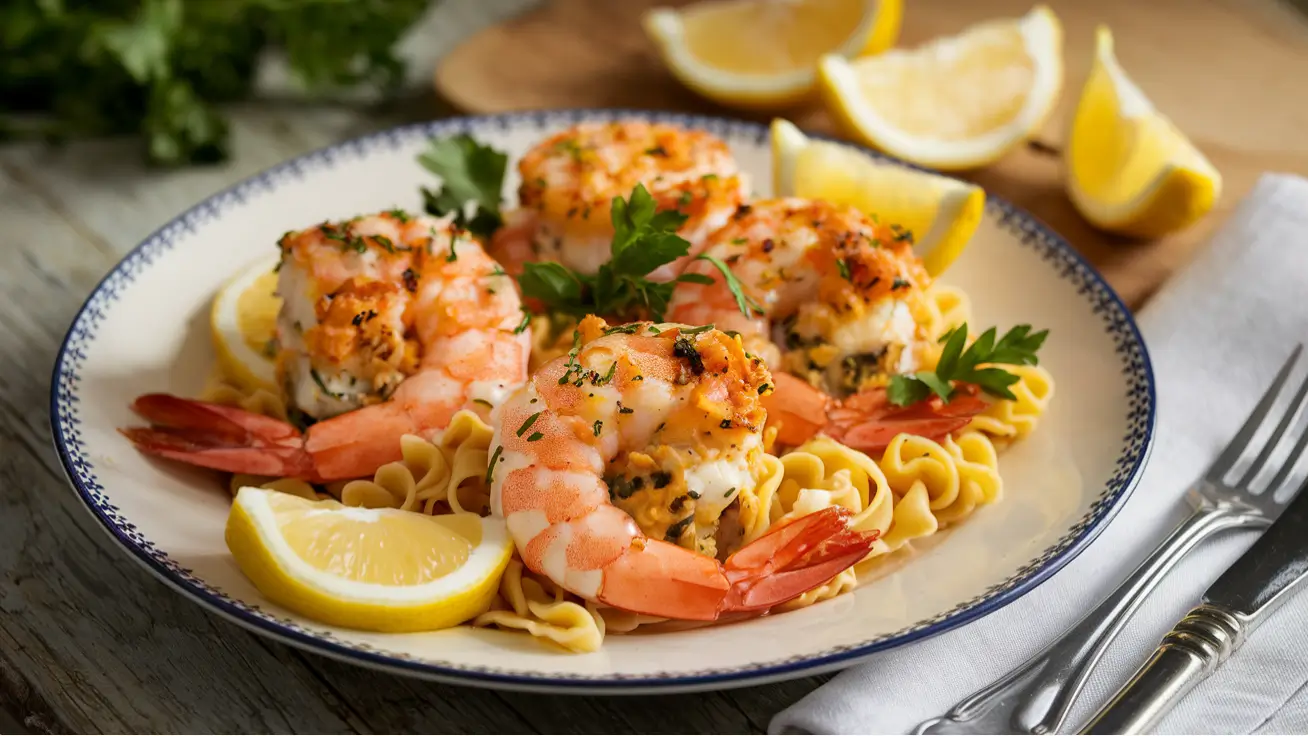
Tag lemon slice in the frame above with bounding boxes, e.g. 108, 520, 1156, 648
226, 487, 513, 632
1066, 27, 1221, 238
818, 5, 1063, 170
643, 0, 900, 110
772, 119, 985, 277
212, 256, 282, 392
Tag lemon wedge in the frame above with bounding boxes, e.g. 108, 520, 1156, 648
1066, 27, 1221, 238
212, 256, 282, 392
818, 5, 1063, 171
226, 487, 513, 632
643, 0, 900, 110
772, 119, 984, 277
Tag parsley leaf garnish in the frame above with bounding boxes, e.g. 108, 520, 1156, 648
887, 323, 1049, 406
417, 133, 507, 238
607, 183, 692, 278
696, 254, 763, 316
513, 308, 532, 335
518, 262, 586, 311
518, 184, 756, 323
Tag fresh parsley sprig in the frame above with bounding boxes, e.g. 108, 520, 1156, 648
417, 133, 508, 238
517, 184, 760, 322
887, 323, 1049, 407
3, 0, 431, 167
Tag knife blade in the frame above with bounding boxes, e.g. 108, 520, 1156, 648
1082, 475, 1308, 734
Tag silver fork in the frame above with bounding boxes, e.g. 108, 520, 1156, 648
914, 344, 1308, 735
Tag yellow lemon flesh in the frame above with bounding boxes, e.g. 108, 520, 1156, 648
644, 0, 900, 110
772, 118, 984, 277
211, 256, 282, 392
818, 5, 1063, 171
226, 487, 514, 632
1066, 27, 1221, 238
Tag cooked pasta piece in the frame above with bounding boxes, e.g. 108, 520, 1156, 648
912, 283, 973, 363
777, 567, 861, 611
878, 430, 1004, 527
200, 372, 289, 422
473, 558, 606, 653
877, 479, 937, 551
336, 434, 451, 512
946, 430, 1003, 510
762, 436, 941, 556
431, 409, 496, 515
967, 364, 1055, 441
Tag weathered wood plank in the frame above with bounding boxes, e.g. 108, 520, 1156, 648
480, 682, 820, 735
0, 169, 369, 734
0, 648, 56, 734
1, 107, 345, 257
291, 654, 541, 735
294, 643, 825, 735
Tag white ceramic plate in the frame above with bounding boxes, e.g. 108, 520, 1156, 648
51, 109, 1155, 693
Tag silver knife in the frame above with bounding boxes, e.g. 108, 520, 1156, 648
1082, 478, 1308, 734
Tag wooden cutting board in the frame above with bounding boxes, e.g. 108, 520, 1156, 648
434, 0, 1308, 308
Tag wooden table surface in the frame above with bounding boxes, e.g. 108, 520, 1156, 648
4, 0, 1308, 733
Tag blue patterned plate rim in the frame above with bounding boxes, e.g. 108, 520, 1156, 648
49, 108, 1156, 693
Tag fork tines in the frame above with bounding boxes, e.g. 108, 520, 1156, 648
1209, 344, 1308, 499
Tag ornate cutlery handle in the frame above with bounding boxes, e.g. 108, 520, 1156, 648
914, 503, 1255, 735
1085, 474, 1308, 733
1080, 604, 1244, 735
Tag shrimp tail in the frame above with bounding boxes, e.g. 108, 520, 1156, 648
723, 506, 878, 612
827, 384, 987, 453
766, 375, 989, 454
120, 393, 319, 480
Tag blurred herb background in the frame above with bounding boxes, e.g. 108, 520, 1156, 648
1, 0, 435, 167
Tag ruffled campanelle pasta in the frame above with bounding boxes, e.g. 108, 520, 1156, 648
743, 432, 1001, 610
879, 431, 1003, 527
209, 346, 496, 515
336, 410, 495, 516
474, 558, 607, 653
473, 557, 681, 652
200, 373, 289, 422
968, 364, 1055, 442
912, 283, 973, 347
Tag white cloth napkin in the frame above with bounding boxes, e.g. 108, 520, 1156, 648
770, 173, 1308, 735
